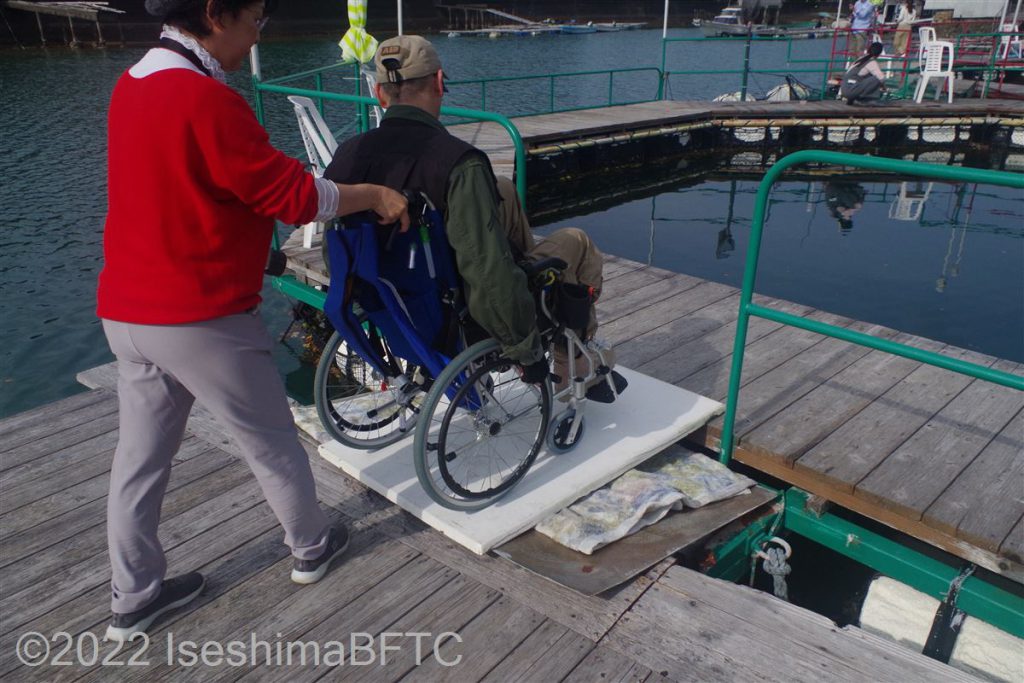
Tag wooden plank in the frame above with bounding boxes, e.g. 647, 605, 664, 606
0, 398, 118, 467
726, 321, 897, 442
0, 457, 248, 595
745, 334, 942, 464
856, 361, 1024, 523
335, 498, 668, 642
729, 441, 1023, 583
562, 644, 654, 683
601, 281, 736, 356
182, 555, 449, 683
71, 526, 416, 683
0, 388, 110, 440
602, 254, 648, 281
309, 577, 502, 683
0, 478, 267, 637
1001, 516, 1024, 566
605, 566, 977, 683
791, 346, 997, 492
0, 499, 286, 677
597, 272, 703, 325
631, 297, 814, 386
481, 620, 593, 683
0, 436, 220, 539
923, 409, 1024, 553
680, 309, 854, 402
0, 430, 120, 514
401, 597, 546, 683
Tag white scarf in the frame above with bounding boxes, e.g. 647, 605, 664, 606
160, 24, 227, 84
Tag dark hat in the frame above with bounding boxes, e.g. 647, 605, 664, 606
375, 35, 443, 84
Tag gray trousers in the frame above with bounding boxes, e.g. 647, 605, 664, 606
102, 312, 329, 613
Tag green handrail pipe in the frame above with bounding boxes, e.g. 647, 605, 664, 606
719, 151, 1024, 465
253, 82, 528, 206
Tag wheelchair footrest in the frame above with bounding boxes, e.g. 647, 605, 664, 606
585, 370, 628, 404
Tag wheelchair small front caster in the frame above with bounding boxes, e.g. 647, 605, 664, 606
547, 409, 585, 454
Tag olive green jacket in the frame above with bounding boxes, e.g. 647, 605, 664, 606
383, 106, 543, 365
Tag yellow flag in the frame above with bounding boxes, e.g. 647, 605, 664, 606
339, 0, 378, 63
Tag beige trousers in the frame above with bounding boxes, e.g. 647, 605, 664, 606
496, 177, 604, 339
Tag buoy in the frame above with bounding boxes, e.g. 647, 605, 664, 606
859, 576, 1023, 682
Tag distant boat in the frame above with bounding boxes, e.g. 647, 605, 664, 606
594, 22, 624, 32
701, 7, 755, 37
560, 24, 598, 34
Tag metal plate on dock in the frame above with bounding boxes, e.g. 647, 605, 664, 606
493, 485, 778, 595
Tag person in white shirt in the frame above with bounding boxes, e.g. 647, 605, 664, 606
893, 0, 917, 56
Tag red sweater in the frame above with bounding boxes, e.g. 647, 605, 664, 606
98, 66, 319, 323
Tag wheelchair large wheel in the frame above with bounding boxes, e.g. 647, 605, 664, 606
413, 338, 551, 511
314, 331, 425, 450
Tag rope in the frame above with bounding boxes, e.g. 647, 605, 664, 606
761, 545, 792, 601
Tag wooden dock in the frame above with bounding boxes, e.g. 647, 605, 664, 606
0, 373, 979, 681
446, 99, 1024, 180
279, 233, 1023, 585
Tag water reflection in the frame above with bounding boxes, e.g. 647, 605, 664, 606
541, 177, 1023, 363
824, 181, 866, 235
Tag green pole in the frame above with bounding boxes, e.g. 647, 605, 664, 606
314, 73, 325, 117
608, 70, 614, 106
740, 28, 753, 100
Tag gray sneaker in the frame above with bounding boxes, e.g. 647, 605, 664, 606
105, 572, 205, 642
291, 525, 350, 585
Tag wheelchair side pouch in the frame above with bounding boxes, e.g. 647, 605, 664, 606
556, 282, 592, 334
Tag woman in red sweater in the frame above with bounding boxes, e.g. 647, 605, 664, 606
97, 0, 407, 641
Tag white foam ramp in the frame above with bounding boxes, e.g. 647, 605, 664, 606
318, 367, 723, 554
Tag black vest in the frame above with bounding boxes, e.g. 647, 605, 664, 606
323, 115, 497, 214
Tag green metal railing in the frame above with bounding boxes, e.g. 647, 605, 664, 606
786, 489, 1024, 638
720, 150, 1024, 465
447, 67, 664, 115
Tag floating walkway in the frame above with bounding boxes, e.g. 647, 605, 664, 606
280, 233, 1023, 585
0, 343, 978, 681
445, 99, 1024, 184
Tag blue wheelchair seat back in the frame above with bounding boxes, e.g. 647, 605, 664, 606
323, 205, 460, 383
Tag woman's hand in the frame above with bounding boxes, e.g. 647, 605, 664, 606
336, 183, 410, 231
374, 186, 410, 232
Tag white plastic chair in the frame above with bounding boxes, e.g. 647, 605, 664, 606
914, 40, 955, 103
999, 22, 1022, 59
888, 181, 933, 221
288, 95, 339, 248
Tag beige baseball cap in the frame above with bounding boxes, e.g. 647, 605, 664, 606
374, 35, 443, 84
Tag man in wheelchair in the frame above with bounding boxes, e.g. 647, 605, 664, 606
323, 35, 626, 404
317, 35, 627, 511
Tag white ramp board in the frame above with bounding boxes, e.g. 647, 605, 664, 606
318, 367, 723, 554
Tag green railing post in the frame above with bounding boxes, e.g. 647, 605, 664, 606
740, 29, 753, 101
481, 81, 487, 111
252, 74, 266, 126
549, 76, 555, 113
314, 73, 325, 117
608, 70, 614, 106
719, 151, 1024, 465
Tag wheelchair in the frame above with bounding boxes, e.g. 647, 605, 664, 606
313, 192, 620, 511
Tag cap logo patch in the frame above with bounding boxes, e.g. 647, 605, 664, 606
380, 45, 401, 56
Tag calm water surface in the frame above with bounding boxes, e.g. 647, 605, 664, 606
1, 30, 1021, 417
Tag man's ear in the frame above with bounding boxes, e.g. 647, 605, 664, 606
374, 82, 390, 108
435, 70, 445, 96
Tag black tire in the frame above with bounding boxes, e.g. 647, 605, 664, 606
547, 409, 585, 454
413, 339, 551, 510
314, 331, 424, 449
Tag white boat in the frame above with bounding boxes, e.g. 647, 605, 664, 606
701, 1, 784, 37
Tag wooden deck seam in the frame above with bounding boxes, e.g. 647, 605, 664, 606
848, 366, 1002, 501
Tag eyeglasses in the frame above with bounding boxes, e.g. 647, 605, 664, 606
255, 16, 269, 31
